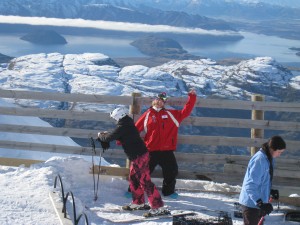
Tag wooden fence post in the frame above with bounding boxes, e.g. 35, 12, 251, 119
129, 92, 142, 117
126, 92, 142, 169
251, 94, 265, 156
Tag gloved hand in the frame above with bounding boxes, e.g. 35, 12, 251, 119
97, 132, 110, 152
270, 189, 279, 200
97, 131, 108, 138
256, 199, 273, 216
99, 140, 110, 151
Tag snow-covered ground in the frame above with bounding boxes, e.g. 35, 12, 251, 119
1, 156, 300, 225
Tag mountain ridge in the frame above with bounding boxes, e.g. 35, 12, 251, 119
1, 0, 299, 41
0, 52, 297, 109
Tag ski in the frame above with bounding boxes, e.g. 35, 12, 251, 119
86, 204, 149, 213
104, 210, 196, 223
90, 206, 233, 224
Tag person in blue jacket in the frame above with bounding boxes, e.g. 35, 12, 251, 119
239, 136, 286, 225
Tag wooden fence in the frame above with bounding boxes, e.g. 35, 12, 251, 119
0, 88, 300, 201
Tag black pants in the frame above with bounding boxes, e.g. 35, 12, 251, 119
241, 205, 264, 225
128, 151, 178, 196
149, 151, 178, 196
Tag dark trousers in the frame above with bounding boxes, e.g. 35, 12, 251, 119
241, 205, 264, 225
149, 151, 178, 196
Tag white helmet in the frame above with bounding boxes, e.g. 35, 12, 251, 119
110, 107, 128, 121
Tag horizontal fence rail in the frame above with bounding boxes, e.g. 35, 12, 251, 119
1, 106, 300, 131
0, 89, 133, 105
1, 88, 300, 112
1, 124, 300, 151
1, 88, 300, 199
138, 97, 300, 112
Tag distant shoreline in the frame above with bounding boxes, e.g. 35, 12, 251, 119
0, 23, 243, 47
0, 23, 299, 70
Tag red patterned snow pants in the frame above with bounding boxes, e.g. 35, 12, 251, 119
129, 152, 164, 209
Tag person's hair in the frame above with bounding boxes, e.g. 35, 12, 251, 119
261, 136, 285, 182
262, 135, 286, 151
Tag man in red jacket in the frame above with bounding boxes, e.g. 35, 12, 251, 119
135, 90, 197, 198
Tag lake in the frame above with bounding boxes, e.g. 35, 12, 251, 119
185, 32, 300, 64
0, 34, 144, 58
0, 31, 299, 67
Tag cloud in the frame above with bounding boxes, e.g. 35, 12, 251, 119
0, 15, 239, 36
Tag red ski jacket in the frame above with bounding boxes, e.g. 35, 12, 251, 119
135, 93, 197, 152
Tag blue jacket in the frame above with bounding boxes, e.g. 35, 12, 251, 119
239, 149, 273, 208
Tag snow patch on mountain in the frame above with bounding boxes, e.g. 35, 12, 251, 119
0, 53, 296, 112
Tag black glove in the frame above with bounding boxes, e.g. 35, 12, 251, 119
270, 189, 279, 200
256, 199, 273, 216
98, 139, 110, 151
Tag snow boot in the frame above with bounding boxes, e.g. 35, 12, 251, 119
165, 192, 179, 199
143, 207, 171, 217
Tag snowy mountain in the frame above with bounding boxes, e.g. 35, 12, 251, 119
1, 53, 297, 109
238, 0, 300, 7
129, 0, 300, 20
0, 0, 299, 23
0, 0, 235, 31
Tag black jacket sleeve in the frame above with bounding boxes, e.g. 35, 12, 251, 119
98, 125, 122, 143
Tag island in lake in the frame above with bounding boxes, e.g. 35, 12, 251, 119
130, 35, 203, 60
20, 29, 67, 45
289, 47, 300, 57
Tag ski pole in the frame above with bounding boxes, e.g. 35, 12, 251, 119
94, 137, 104, 201
258, 214, 265, 225
90, 137, 98, 201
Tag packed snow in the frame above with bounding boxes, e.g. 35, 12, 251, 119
1, 156, 300, 225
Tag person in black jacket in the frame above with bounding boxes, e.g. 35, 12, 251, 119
98, 107, 169, 217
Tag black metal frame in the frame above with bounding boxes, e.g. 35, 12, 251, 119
53, 174, 89, 225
